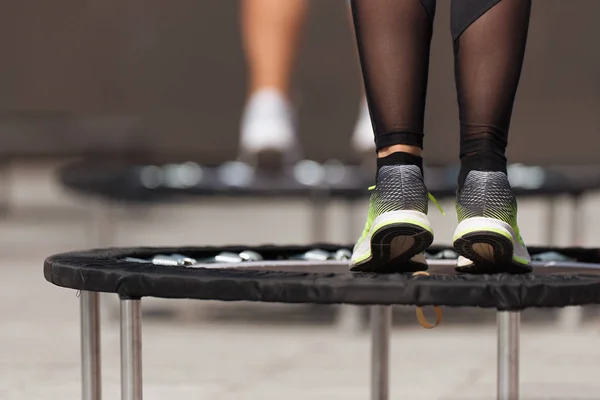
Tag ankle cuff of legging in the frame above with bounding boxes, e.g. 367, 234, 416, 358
375, 131, 424, 151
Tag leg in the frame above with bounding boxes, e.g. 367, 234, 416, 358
497, 311, 520, 400
337, 200, 366, 334
451, 0, 533, 273
89, 198, 122, 319
241, 0, 308, 95
90, 197, 114, 248
349, 0, 436, 272
239, 0, 309, 163
351, 0, 435, 158
120, 299, 142, 400
371, 305, 392, 400
310, 189, 328, 243
81, 291, 102, 400
558, 194, 585, 330
0, 159, 11, 217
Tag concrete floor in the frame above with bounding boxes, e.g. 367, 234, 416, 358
2, 159, 600, 399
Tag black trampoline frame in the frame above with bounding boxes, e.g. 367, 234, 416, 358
65, 256, 600, 400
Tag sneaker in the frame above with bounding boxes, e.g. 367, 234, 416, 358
239, 88, 300, 169
453, 171, 532, 273
351, 98, 376, 155
350, 164, 434, 273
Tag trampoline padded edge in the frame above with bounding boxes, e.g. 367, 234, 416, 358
43, 246, 600, 310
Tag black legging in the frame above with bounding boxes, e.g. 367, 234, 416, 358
351, 0, 531, 183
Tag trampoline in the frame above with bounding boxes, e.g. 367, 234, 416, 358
44, 244, 600, 400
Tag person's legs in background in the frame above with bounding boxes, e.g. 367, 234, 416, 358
239, 0, 309, 166
451, 0, 532, 271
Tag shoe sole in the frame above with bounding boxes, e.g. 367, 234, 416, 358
351, 223, 433, 273
453, 231, 532, 274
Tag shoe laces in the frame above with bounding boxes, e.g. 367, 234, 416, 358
428, 193, 445, 216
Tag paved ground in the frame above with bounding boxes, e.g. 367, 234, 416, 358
4, 251, 600, 400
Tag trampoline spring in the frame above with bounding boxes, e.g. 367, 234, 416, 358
289, 249, 332, 262
124, 257, 151, 264
214, 252, 243, 263
239, 250, 263, 262
171, 254, 198, 265
333, 249, 352, 260
151, 255, 181, 266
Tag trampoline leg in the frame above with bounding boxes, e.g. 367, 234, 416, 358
557, 194, 585, 331
90, 198, 114, 248
497, 311, 520, 400
81, 291, 102, 400
337, 305, 364, 334
120, 299, 142, 400
336, 201, 365, 335
558, 306, 584, 331
371, 306, 391, 400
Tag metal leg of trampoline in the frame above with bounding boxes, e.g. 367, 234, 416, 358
337, 200, 365, 334
497, 311, 520, 400
371, 306, 391, 400
120, 299, 142, 400
558, 194, 585, 331
558, 306, 584, 331
81, 291, 102, 400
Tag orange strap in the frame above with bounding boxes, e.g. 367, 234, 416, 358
412, 271, 443, 329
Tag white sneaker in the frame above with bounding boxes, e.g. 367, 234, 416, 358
351, 98, 376, 154
239, 88, 299, 168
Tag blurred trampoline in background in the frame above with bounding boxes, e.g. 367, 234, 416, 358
57, 158, 600, 330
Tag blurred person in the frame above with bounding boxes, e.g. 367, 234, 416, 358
238, 0, 374, 167
350, 0, 532, 273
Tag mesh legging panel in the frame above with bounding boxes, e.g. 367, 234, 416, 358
351, 0, 436, 150
351, 0, 531, 158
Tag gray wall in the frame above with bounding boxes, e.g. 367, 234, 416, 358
0, 0, 598, 165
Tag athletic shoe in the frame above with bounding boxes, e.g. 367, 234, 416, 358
351, 98, 376, 154
452, 170, 532, 273
239, 88, 300, 169
350, 98, 377, 173
350, 164, 435, 273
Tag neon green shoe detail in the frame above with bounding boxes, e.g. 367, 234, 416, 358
351, 165, 436, 272
453, 171, 531, 272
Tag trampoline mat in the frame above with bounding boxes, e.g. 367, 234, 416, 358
44, 245, 600, 310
